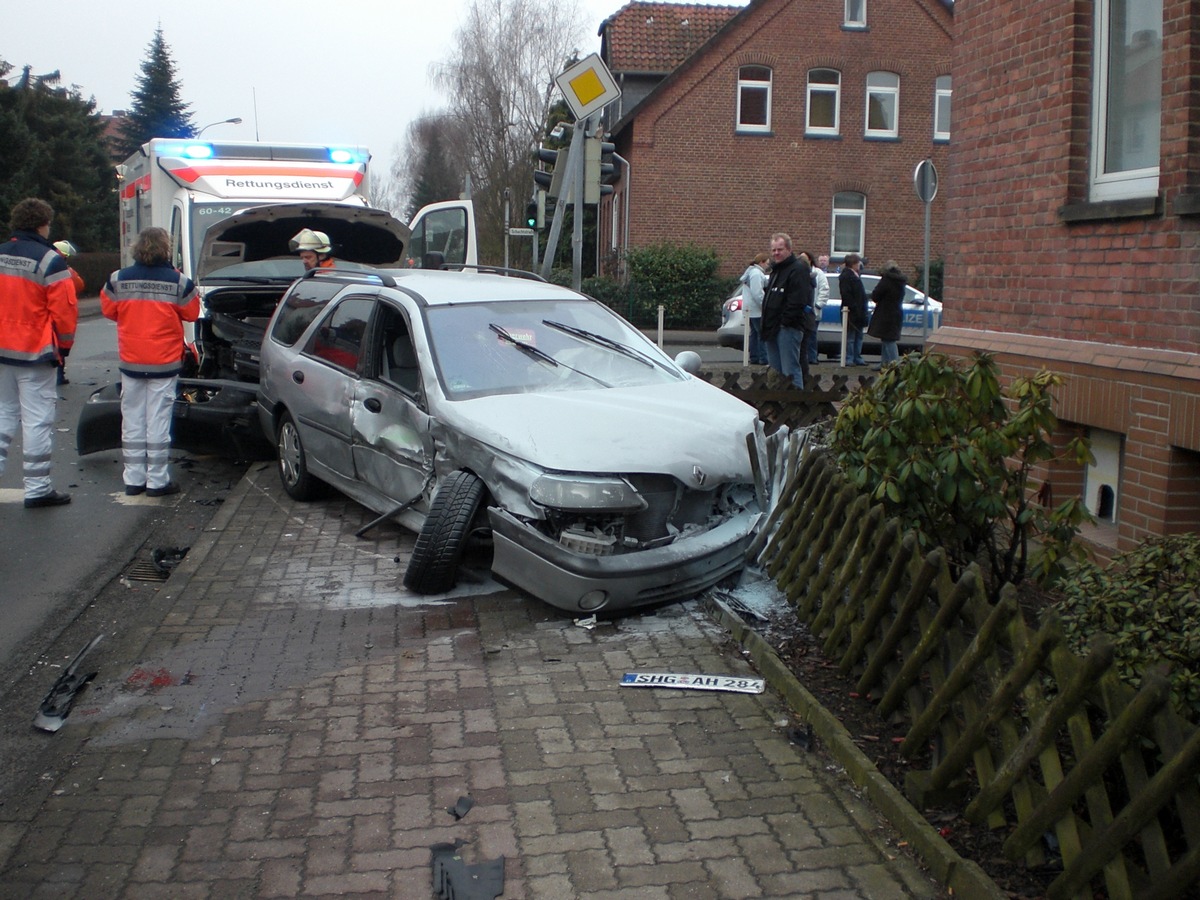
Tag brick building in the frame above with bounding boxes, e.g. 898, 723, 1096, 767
598, 0, 954, 278
934, 0, 1199, 553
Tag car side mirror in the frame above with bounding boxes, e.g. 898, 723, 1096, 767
674, 350, 702, 375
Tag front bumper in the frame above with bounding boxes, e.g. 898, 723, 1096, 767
487, 506, 761, 614
76, 379, 274, 460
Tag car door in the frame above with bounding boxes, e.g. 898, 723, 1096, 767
350, 300, 435, 507
406, 200, 478, 268
288, 294, 376, 482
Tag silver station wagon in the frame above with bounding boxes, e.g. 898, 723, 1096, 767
257, 267, 764, 614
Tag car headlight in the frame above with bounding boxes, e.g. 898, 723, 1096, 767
529, 475, 648, 512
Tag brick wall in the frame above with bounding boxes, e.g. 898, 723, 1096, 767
934, 0, 1200, 549
606, 0, 954, 278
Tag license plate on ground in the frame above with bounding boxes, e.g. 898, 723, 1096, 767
620, 672, 765, 694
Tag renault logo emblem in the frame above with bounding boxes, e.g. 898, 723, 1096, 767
693, 465, 706, 486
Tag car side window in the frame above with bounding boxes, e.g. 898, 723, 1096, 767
271, 281, 345, 346
374, 304, 421, 395
304, 296, 373, 372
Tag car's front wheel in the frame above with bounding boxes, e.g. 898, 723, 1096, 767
276, 411, 319, 501
403, 470, 486, 594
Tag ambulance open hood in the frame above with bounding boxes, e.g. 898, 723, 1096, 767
196, 202, 410, 281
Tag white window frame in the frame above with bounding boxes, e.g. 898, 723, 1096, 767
1090, 0, 1161, 201
831, 192, 866, 257
736, 66, 772, 133
844, 0, 866, 28
806, 69, 841, 135
933, 75, 951, 142
865, 71, 899, 138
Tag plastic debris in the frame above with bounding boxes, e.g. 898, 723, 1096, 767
151, 546, 190, 574
33, 635, 103, 733
431, 839, 505, 900
448, 795, 475, 820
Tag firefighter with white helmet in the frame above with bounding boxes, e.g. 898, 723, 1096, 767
290, 228, 335, 271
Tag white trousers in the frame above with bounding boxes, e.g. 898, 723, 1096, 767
0, 364, 59, 499
120, 374, 178, 490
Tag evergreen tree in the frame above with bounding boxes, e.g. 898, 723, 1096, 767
0, 58, 118, 250
116, 26, 194, 157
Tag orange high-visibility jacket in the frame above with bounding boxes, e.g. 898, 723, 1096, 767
0, 232, 78, 367
101, 263, 199, 377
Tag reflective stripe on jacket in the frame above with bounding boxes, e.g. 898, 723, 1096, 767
0, 232, 79, 367
101, 263, 199, 377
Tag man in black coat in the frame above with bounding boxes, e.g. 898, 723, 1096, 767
838, 252, 869, 366
760, 233, 814, 388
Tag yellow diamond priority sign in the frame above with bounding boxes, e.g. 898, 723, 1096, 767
555, 53, 621, 121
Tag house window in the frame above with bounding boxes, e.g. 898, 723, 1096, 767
865, 72, 899, 138
737, 66, 772, 132
1091, 0, 1161, 201
831, 192, 866, 256
806, 69, 841, 135
845, 0, 866, 28
933, 75, 951, 141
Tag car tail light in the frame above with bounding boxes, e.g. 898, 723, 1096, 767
726, 297, 742, 312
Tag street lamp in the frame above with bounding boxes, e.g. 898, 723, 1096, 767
195, 117, 243, 137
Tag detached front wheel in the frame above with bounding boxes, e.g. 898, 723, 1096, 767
276, 411, 319, 501
403, 470, 486, 594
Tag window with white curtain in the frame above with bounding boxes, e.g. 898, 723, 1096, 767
831, 192, 866, 256
845, 0, 866, 28
1091, 0, 1161, 200
933, 75, 951, 141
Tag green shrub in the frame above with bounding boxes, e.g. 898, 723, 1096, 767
624, 243, 730, 329
1053, 534, 1200, 723
829, 350, 1092, 597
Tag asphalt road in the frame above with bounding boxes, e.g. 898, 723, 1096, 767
0, 314, 246, 698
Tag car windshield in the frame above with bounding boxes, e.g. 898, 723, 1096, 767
425, 298, 684, 400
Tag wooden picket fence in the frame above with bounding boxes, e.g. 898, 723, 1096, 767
751, 438, 1200, 900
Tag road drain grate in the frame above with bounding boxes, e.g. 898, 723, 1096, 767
125, 560, 170, 583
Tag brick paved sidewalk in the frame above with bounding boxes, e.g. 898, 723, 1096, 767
0, 465, 940, 898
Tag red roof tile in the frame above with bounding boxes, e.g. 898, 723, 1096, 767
601, 2, 742, 74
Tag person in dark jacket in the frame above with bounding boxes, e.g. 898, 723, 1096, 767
866, 260, 907, 369
838, 253, 869, 366
760, 233, 814, 388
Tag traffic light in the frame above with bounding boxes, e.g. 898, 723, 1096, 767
584, 136, 617, 204
525, 199, 538, 229
534, 146, 570, 198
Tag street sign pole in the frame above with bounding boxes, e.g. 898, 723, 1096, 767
913, 159, 938, 340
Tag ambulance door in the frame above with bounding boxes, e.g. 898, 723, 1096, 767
406, 201, 477, 269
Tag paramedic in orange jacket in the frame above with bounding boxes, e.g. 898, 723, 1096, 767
0, 198, 78, 508
101, 226, 199, 497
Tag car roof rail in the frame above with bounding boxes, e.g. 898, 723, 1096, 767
437, 264, 548, 283
302, 269, 398, 288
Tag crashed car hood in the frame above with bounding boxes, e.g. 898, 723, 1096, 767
441, 379, 757, 483
196, 201, 410, 280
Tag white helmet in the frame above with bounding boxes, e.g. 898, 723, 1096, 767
53, 240, 78, 256
289, 228, 332, 254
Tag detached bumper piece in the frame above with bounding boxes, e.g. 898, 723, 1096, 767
77, 379, 274, 461
34, 634, 103, 733
431, 839, 504, 900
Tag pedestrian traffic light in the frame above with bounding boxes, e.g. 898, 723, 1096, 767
525, 199, 538, 229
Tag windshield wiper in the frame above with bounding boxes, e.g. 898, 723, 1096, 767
488, 323, 611, 387
541, 319, 666, 371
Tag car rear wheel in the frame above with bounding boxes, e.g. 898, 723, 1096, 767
403, 470, 486, 594
276, 411, 319, 501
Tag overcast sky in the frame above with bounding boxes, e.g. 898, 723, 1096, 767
5, 0, 741, 179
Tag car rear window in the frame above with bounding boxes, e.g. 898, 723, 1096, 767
270, 281, 346, 346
